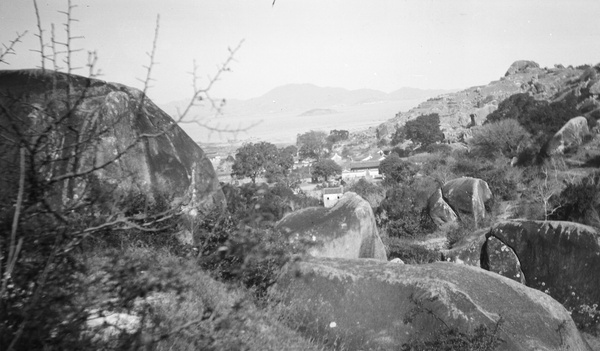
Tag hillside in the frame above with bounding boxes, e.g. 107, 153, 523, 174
374, 61, 595, 144
328, 60, 600, 164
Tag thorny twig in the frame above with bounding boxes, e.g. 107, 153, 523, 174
31, 0, 47, 70
0, 31, 27, 64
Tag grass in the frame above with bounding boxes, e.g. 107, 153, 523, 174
79, 245, 325, 351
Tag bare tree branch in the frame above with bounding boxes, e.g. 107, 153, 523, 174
31, 0, 47, 70
0, 31, 27, 64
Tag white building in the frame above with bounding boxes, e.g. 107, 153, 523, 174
323, 186, 344, 208
341, 161, 381, 181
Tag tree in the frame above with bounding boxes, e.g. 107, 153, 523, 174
231, 142, 279, 184
327, 129, 349, 144
404, 113, 444, 147
390, 124, 406, 146
265, 146, 295, 184
311, 159, 342, 181
296, 130, 329, 161
379, 153, 417, 184
470, 119, 531, 159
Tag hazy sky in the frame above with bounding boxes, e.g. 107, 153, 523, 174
2, 0, 600, 104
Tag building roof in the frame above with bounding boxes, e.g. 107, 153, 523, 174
348, 161, 380, 170
323, 186, 344, 195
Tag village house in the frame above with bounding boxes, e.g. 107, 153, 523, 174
322, 186, 344, 208
341, 161, 381, 181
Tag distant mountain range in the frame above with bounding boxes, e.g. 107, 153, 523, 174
160, 83, 457, 119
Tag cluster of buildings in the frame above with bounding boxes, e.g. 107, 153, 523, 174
322, 151, 386, 208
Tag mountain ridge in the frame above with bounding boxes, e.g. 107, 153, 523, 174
160, 83, 457, 119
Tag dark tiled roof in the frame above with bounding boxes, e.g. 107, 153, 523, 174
348, 161, 380, 170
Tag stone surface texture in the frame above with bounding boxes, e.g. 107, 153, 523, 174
427, 187, 458, 226
276, 192, 387, 260
271, 257, 591, 351
489, 220, 600, 324
546, 116, 590, 155
441, 177, 492, 224
0, 69, 225, 211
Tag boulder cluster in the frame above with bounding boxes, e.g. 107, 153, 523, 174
272, 189, 595, 350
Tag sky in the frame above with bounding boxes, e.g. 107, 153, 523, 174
2, 0, 600, 105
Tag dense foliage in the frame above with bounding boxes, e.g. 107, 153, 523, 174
296, 130, 329, 161
231, 142, 294, 184
379, 152, 418, 185
404, 113, 445, 147
327, 129, 349, 144
485, 93, 579, 137
311, 159, 342, 181
549, 172, 600, 227
470, 119, 531, 159
376, 177, 437, 239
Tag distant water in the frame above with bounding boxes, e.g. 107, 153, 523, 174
180, 99, 423, 145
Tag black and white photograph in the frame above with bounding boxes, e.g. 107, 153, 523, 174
1, 1, 600, 350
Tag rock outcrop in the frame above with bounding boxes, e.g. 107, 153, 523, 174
443, 177, 492, 223
375, 61, 585, 145
545, 116, 590, 155
490, 220, 600, 325
505, 60, 541, 76
427, 177, 492, 226
444, 220, 600, 327
426, 187, 458, 226
271, 257, 592, 351
0, 69, 225, 212
276, 192, 387, 260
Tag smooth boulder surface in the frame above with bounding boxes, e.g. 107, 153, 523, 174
0, 69, 224, 211
441, 177, 492, 225
271, 257, 591, 351
490, 220, 600, 324
545, 116, 590, 155
426, 187, 458, 226
443, 230, 526, 285
276, 192, 387, 260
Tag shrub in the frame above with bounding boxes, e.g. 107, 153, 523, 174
549, 172, 600, 227
376, 179, 437, 239
379, 153, 419, 185
390, 146, 412, 158
470, 119, 531, 159
345, 178, 386, 208
486, 93, 579, 137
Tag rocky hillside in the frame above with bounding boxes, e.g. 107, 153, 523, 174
375, 60, 598, 144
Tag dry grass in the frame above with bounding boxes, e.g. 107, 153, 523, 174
81, 246, 324, 351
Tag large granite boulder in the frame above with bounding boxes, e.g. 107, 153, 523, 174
426, 187, 458, 226
444, 220, 600, 328
505, 60, 540, 76
276, 192, 387, 260
441, 177, 492, 225
443, 230, 526, 285
0, 69, 224, 212
545, 116, 590, 155
490, 220, 600, 326
271, 257, 591, 350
